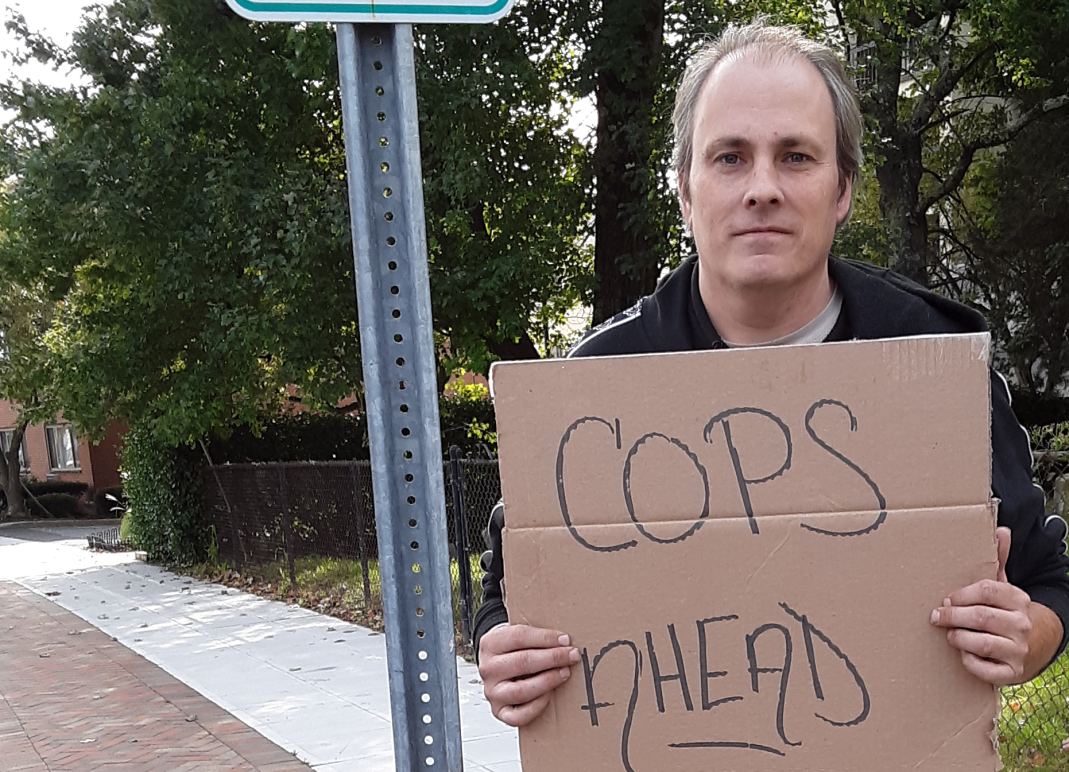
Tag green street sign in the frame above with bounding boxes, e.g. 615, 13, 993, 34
225, 0, 513, 23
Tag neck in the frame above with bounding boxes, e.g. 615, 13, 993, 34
698, 261, 833, 345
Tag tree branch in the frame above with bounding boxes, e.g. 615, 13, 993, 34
920, 95, 1069, 211
907, 42, 994, 136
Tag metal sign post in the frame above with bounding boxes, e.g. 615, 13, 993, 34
224, 2, 515, 770
335, 23, 462, 771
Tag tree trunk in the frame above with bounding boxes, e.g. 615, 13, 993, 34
865, 34, 930, 287
0, 423, 29, 521
875, 143, 929, 286
590, 0, 666, 324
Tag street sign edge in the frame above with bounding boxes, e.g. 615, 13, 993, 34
225, 0, 514, 22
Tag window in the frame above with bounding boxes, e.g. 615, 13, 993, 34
0, 430, 29, 473
46, 425, 80, 471
850, 42, 878, 88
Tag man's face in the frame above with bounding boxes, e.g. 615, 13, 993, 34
679, 53, 851, 294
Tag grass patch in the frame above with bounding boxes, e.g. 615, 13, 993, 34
184, 553, 486, 659
1000, 651, 1069, 771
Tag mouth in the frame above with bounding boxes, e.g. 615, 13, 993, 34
735, 228, 790, 236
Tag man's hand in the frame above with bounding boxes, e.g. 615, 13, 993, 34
479, 624, 580, 727
930, 527, 1064, 685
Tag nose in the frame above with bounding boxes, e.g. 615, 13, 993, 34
745, 157, 782, 208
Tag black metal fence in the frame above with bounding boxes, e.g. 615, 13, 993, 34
200, 449, 501, 643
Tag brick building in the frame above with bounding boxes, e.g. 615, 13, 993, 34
0, 399, 124, 492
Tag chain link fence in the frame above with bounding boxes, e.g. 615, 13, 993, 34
999, 449, 1069, 769
200, 445, 1069, 765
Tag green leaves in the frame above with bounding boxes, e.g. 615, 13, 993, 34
1, 0, 359, 445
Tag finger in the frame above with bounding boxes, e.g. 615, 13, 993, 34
481, 645, 579, 682
996, 526, 1011, 584
496, 692, 553, 727
931, 603, 1030, 638
944, 627, 1024, 666
958, 649, 1021, 686
489, 665, 572, 709
482, 624, 571, 656
943, 579, 1029, 612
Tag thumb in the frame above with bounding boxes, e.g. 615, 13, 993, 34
996, 526, 1011, 583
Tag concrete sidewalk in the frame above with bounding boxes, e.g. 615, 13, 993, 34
0, 522, 519, 771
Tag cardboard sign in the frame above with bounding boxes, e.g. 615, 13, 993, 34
492, 334, 1000, 772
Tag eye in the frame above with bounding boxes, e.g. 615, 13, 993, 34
787, 152, 810, 163
718, 153, 741, 165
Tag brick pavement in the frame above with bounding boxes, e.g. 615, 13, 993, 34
0, 581, 313, 772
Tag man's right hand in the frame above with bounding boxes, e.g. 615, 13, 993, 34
478, 624, 580, 727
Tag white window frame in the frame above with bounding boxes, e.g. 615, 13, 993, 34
45, 425, 80, 472
0, 429, 30, 474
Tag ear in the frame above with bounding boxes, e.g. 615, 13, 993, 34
678, 170, 693, 228
836, 174, 854, 224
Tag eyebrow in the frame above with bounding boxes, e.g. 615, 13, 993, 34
708, 135, 817, 149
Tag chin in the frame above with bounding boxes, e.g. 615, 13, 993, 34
725, 256, 797, 290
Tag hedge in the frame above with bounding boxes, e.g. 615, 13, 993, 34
28, 493, 84, 519
122, 428, 206, 564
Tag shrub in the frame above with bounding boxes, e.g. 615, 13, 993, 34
210, 412, 369, 463
24, 481, 90, 497
440, 382, 497, 457
122, 427, 206, 563
28, 493, 84, 519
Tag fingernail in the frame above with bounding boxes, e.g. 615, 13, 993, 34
568, 648, 580, 663
558, 634, 570, 646
930, 609, 939, 624
942, 598, 951, 607
559, 667, 570, 680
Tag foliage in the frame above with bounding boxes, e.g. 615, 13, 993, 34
439, 381, 497, 456
833, 164, 888, 267
0, 276, 60, 519
209, 411, 370, 463
416, 15, 593, 368
826, 0, 1069, 285
1032, 424, 1069, 455
23, 480, 89, 497
953, 112, 1069, 417
0, 0, 360, 446
999, 651, 1069, 770
122, 426, 206, 563
27, 492, 84, 519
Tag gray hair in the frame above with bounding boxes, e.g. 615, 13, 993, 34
672, 19, 863, 214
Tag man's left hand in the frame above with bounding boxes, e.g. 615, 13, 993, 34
930, 526, 1063, 685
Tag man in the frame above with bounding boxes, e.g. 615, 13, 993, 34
473, 19, 1069, 728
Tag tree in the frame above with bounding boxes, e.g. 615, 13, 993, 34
828, 0, 1069, 286
955, 111, 1069, 425
0, 275, 58, 520
415, 12, 593, 367
1, 0, 361, 445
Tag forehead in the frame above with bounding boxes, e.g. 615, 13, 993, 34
692, 52, 837, 146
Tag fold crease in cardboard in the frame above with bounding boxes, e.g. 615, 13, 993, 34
492, 334, 1000, 771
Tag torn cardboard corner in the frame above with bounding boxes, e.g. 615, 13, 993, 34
491, 333, 1000, 772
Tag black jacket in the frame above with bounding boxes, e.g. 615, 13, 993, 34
472, 256, 1069, 662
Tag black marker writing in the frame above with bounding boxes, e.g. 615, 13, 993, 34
556, 416, 638, 553
703, 408, 793, 535
746, 623, 800, 748
580, 640, 643, 772
623, 433, 709, 545
801, 400, 887, 537
646, 624, 694, 713
697, 615, 742, 711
